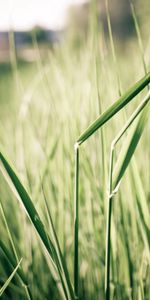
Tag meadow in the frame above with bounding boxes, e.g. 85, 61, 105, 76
0, 1, 150, 299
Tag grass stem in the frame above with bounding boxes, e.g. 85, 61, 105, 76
74, 142, 80, 299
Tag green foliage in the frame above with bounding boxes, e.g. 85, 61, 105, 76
0, 3, 150, 299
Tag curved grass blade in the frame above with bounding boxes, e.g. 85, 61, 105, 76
113, 92, 150, 190
77, 72, 150, 145
105, 91, 150, 299
0, 152, 75, 300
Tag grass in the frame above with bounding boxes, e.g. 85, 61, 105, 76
0, 259, 22, 297
0, 2, 150, 299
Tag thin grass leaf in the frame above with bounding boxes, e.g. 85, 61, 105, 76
130, 0, 148, 75
77, 72, 150, 144
0, 241, 32, 299
0, 151, 75, 300
0, 201, 33, 300
130, 158, 150, 230
105, 90, 150, 299
0, 201, 19, 263
34, 138, 59, 198
0, 240, 28, 286
113, 93, 150, 190
74, 143, 79, 298
105, 0, 122, 96
0, 281, 25, 297
0, 258, 22, 297
41, 184, 75, 300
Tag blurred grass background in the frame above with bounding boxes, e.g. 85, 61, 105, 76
0, 0, 150, 299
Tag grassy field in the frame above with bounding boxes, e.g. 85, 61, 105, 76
0, 2, 150, 300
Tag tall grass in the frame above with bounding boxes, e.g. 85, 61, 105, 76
0, 1, 150, 299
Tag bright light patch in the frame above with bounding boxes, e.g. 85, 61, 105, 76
0, 0, 89, 31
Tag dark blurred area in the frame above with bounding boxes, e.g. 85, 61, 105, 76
68, 0, 135, 39
67, 0, 149, 45
0, 27, 62, 62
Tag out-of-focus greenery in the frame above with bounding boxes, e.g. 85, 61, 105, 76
0, 1, 150, 299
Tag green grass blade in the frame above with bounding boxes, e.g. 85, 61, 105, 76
42, 185, 76, 300
0, 152, 55, 260
34, 138, 59, 198
104, 91, 150, 299
0, 201, 33, 300
0, 201, 19, 264
0, 240, 28, 286
74, 143, 79, 298
130, 158, 150, 230
0, 151, 75, 300
112, 95, 150, 190
77, 72, 150, 145
0, 258, 22, 297
0, 242, 32, 300
105, 0, 122, 96
130, 0, 148, 75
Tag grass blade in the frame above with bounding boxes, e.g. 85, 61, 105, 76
74, 143, 80, 298
0, 259, 22, 297
0, 241, 32, 300
0, 151, 75, 300
113, 93, 150, 190
77, 72, 150, 144
104, 90, 150, 299
0, 240, 28, 286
